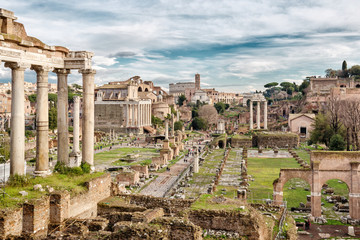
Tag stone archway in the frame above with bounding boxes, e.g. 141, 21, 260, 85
138, 86, 143, 92
273, 151, 360, 219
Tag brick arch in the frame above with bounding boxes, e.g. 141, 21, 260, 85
273, 151, 360, 220
319, 174, 351, 193
273, 169, 312, 204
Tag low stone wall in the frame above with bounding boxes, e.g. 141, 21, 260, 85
231, 136, 252, 148
115, 194, 195, 215
188, 207, 271, 240
253, 132, 299, 148
69, 173, 112, 218
0, 173, 112, 238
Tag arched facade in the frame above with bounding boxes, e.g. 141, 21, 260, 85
273, 151, 360, 219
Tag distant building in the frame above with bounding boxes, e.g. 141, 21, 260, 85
288, 113, 315, 139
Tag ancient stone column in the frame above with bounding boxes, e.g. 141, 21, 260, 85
177, 110, 179, 121
171, 114, 175, 136
349, 162, 360, 219
264, 101, 268, 130
194, 153, 199, 173
32, 65, 52, 175
165, 120, 169, 140
257, 101, 261, 129
54, 69, 70, 165
72, 96, 80, 154
5, 62, 29, 175
249, 100, 253, 130
79, 69, 96, 169
311, 161, 322, 217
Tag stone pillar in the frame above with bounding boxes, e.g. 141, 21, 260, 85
72, 96, 80, 154
264, 101, 268, 130
165, 120, 169, 140
5, 62, 28, 175
126, 104, 129, 127
171, 114, 175, 136
79, 69, 96, 169
249, 100, 253, 130
132, 105, 135, 126
311, 161, 322, 217
257, 101, 261, 129
137, 104, 140, 127
349, 162, 360, 219
194, 153, 199, 173
32, 65, 52, 175
54, 69, 70, 165
177, 110, 180, 121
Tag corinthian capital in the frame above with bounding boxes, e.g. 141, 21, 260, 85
4, 62, 30, 71
79, 68, 96, 75
31, 65, 54, 74
53, 68, 71, 75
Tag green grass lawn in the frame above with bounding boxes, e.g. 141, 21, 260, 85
94, 147, 158, 165
294, 149, 310, 164
0, 172, 105, 209
247, 157, 299, 202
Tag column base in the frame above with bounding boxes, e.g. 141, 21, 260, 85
69, 152, 82, 167
33, 170, 51, 177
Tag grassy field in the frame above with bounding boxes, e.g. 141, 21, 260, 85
294, 149, 310, 164
247, 157, 300, 203
0, 172, 104, 209
94, 147, 158, 166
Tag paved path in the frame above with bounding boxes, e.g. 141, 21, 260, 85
218, 149, 242, 186
140, 155, 193, 197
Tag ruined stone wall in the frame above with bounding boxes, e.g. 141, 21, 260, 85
116, 194, 195, 215
231, 136, 252, 148
253, 132, 299, 148
69, 173, 111, 218
22, 196, 50, 237
188, 208, 270, 240
0, 208, 23, 238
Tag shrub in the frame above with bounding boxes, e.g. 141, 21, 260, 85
8, 174, 32, 187
81, 162, 91, 174
329, 134, 346, 151
54, 162, 88, 175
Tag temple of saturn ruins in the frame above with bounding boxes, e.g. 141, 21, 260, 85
0, 9, 96, 176
249, 93, 267, 130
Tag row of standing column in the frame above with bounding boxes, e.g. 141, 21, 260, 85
127, 103, 151, 127
4, 61, 96, 175
249, 100, 267, 130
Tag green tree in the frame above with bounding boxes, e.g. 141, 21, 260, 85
191, 117, 208, 130
342, 60, 347, 71
299, 79, 310, 95
28, 94, 37, 103
174, 121, 183, 131
214, 102, 226, 114
329, 134, 346, 151
151, 115, 163, 127
48, 107, 57, 130
178, 95, 186, 106
48, 93, 57, 103
310, 113, 334, 146
325, 68, 337, 77
349, 65, 360, 77
264, 82, 278, 88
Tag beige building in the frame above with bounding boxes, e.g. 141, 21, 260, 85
288, 113, 315, 139
95, 78, 152, 134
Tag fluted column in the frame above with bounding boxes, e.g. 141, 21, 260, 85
32, 65, 53, 175
249, 100, 253, 130
5, 62, 29, 175
257, 101, 261, 129
126, 104, 129, 127
54, 69, 70, 165
79, 69, 96, 169
72, 96, 80, 154
171, 114, 175, 136
264, 101, 268, 130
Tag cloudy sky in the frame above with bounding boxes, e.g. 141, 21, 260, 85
1, 0, 360, 92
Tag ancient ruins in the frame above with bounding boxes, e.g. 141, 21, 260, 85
0, 9, 96, 175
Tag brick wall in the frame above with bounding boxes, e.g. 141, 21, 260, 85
22, 196, 50, 237
0, 208, 23, 238
69, 173, 111, 219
